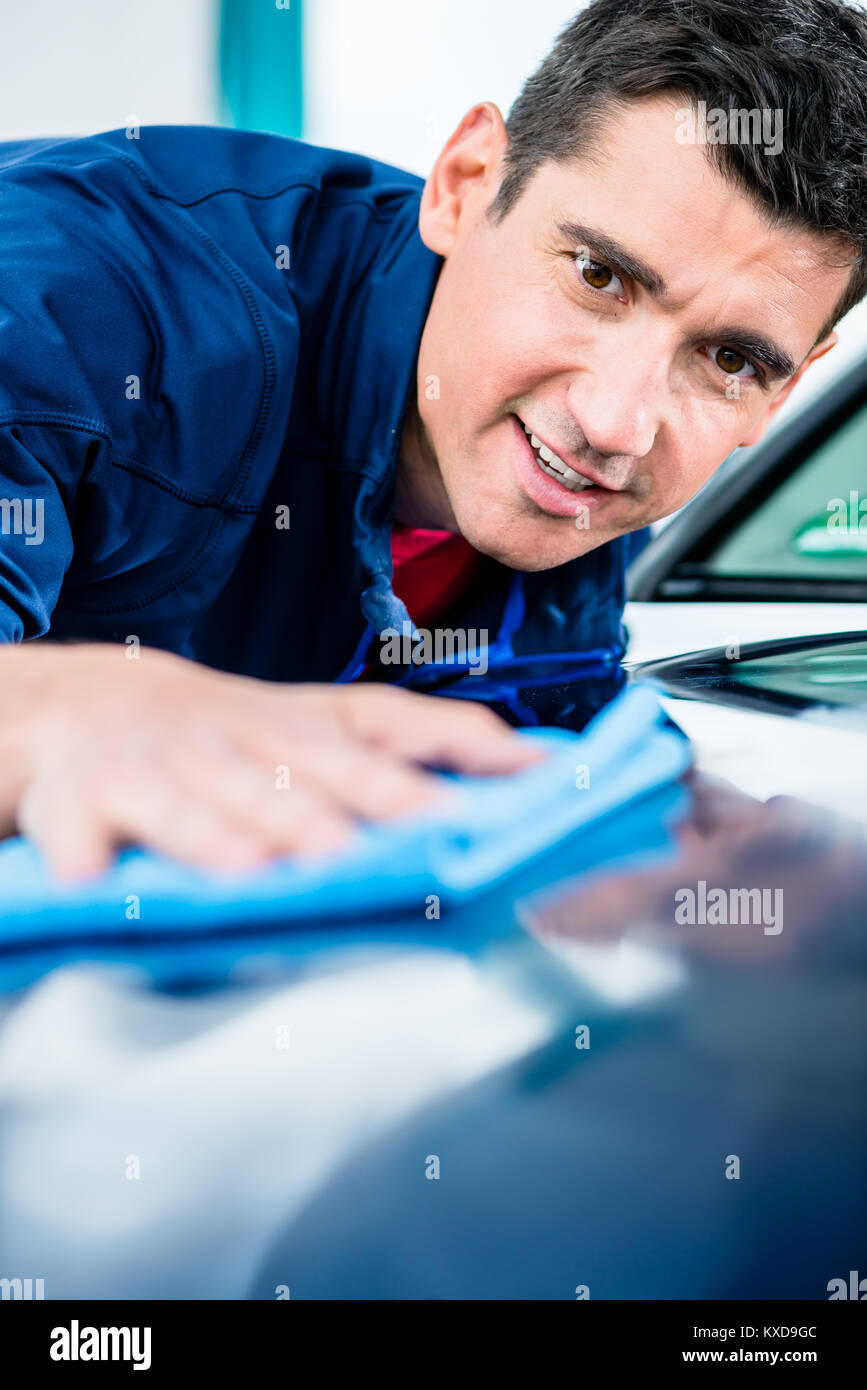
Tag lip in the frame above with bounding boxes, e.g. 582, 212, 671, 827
510, 415, 623, 518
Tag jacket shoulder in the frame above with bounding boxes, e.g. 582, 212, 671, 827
0, 126, 424, 207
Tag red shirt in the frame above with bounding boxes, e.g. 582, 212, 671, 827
355, 524, 481, 680
389, 523, 481, 629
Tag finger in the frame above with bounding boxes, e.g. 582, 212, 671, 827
167, 736, 359, 856
87, 766, 273, 874
17, 771, 115, 883
336, 687, 546, 774
233, 720, 452, 823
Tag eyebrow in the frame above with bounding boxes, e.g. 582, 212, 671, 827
556, 219, 798, 381
557, 220, 669, 298
689, 326, 796, 381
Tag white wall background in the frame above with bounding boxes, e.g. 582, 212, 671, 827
0, 0, 219, 138
303, 0, 584, 174
0, 0, 583, 173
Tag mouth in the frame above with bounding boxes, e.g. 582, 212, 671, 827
509, 415, 625, 520
519, 421, 597, 492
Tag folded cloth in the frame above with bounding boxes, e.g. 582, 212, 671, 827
0, 684, 691, 991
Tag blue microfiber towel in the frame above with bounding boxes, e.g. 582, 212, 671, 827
0, 684, 692, 991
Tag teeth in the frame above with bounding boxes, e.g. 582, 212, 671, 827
523, 423, 593, 491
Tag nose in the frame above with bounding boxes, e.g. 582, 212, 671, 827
566, 331, 665, 463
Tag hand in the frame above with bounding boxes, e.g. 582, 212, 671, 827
0, 643, 541, 881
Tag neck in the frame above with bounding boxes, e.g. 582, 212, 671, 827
395, 395, 459, 532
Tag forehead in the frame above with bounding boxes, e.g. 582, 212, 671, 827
519, 96, 853, 356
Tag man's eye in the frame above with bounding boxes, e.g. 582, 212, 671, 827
574, 250, 624, 297
708, 345, 757, 379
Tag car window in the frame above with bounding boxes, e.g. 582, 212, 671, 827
731, 637, 867, 707
704, 398, 867, 581
639, 635, 867, 714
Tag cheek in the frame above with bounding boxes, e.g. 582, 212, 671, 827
430, 260, 564, 411
661, 401, 751, 506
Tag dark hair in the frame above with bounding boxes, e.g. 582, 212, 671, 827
488, 0, 867, 336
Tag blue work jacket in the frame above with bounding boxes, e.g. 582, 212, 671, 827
0, 126, 644, 705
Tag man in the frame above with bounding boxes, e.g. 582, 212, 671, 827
0, 0, 864, 879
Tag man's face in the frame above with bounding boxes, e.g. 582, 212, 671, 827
403, 96, 853, 570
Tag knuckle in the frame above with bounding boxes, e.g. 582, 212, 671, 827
455, 699, 502, 729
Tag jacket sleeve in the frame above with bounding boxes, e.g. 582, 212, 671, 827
0, 147, 151, 644
0, 417, 101, 642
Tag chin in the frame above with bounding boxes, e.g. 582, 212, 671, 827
457, 515, 605, 571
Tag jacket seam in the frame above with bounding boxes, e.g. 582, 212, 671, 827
58, 511, 229, 616
0, 416, 261, 513
30, 150, 416, 215
31, 151, 415, 217
24, 149, 323, 208
110, 453, 261, 513
149, 200, 276, 508
0, 410, 111, 441
0, 415, 233, 616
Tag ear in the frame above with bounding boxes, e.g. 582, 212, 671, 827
738, 331, 838, 448
418, 102, 508, 258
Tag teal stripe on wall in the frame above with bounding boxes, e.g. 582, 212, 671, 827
220, 0, 303, 137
